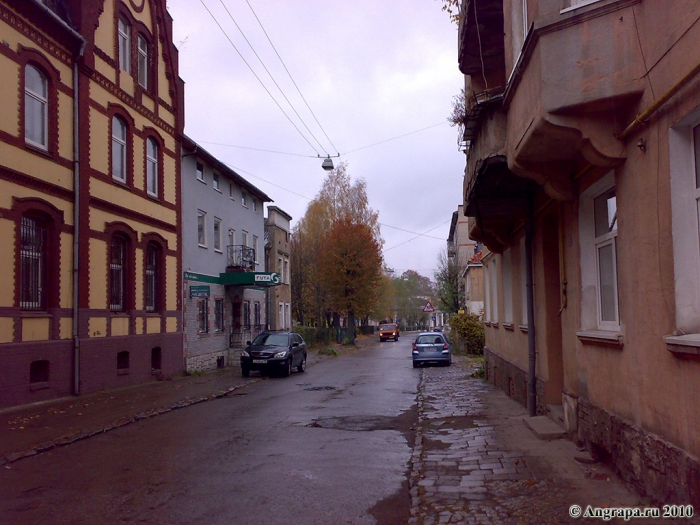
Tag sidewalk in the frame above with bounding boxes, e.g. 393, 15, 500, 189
0, 335, 377, 466
407, 356, 671, 525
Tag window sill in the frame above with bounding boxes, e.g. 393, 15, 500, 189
20, 311, 51, 318
213, 188, 221, 193
560, 0, 603, 14
503, 322, 514, 331
198, 244, 208, 249
197, 178, 206, 184
519, 324, 529, 333
491, 322, 499, 328
117, 369, 129, 376
664, 334, 700, 356
29, 381, 49, 391
576, 330, 624, 346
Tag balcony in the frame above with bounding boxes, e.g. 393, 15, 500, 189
227, 245, 255, 271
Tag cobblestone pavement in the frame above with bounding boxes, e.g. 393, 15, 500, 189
407, 357, 691, 525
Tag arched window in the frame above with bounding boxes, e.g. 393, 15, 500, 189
109, 236, 128, 312
146, 137, 158, 196
145, 242, 160, 312
20, 215, 47, 310
118, 17, 131, 73
137, 34, 149, 88
25, 65, 48, 149
112, 116, 127, 181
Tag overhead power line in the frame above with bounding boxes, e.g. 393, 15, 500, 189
245, 0, 339, 154
198, 0, 321, 155
384, 219, 451, 252
217, 0, 331, 155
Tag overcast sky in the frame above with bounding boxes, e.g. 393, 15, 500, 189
167, 0, 466, 280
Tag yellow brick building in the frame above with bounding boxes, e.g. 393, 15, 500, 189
0, 0, 184, 408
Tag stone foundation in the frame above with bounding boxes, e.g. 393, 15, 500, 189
483, 347, 547, 415
578, 398, 700, 507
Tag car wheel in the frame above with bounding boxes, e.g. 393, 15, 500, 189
412, 361, 418, 368
297, 354, 307, 373
241, 366, 250, 378
380, 338, 384, 342
395, 336, 399, 341
282, 357, 292, 377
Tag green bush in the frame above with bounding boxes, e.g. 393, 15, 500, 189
449, 314, 485, 355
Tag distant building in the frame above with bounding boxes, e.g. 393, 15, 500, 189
180, 138, 278, 373
447, 205, 483, 314
265, 206, 292, 331
0, 0, 184, 408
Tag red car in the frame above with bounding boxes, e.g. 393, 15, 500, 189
379, 323, 400, 342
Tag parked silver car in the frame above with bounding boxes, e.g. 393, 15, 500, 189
412, 332, 451, 368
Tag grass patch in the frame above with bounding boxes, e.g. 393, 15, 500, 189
318, 347, 339, 357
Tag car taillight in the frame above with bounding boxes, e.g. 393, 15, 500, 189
443, 342, 449, 350
412, 343, 417, 351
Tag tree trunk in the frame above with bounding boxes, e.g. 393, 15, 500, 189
348, 311, 356, 345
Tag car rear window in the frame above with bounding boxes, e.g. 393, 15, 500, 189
380, 324, 396, 330
253, 333, 289, 346
416, 335, 444, 344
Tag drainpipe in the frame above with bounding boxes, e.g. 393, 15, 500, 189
29, 0, 86, 396
525, 195, 537, 417
72, 47, 84, 396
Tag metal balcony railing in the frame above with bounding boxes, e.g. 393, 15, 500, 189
227, 245, 255, 270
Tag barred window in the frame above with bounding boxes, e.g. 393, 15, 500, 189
145, 243, 158, 312
243, 300, 250, 327
20, 216, 47, 310
254, 302, 261, 327
110, 236, 127, 312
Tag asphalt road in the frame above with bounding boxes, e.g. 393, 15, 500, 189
0, 337, 419, 525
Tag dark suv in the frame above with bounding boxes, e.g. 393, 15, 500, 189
240, 331, 307, 378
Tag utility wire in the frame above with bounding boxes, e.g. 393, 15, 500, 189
198, 0, 321, 155
218, 0, 330, 155
196, 120, 449, 159
384, 219, 451, 252
379, 222, 444, 240
344, 122, 448, 155
245, 0, 340, 155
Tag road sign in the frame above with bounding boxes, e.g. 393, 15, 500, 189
423, 301, 435, 313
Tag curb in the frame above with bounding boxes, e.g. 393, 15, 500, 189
1, 379, 261, 468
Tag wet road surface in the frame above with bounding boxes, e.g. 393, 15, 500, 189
0, 338, 418, 525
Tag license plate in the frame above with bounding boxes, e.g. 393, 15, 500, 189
252, 359, 267, 364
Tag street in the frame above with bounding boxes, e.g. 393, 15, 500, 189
0, 338, 418, 525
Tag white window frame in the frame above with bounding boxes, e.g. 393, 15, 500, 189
214, 217, 222, 252
284, 258, 289, 284
503, 248, 513, 324
279, 302, 284, 330
213, 172, 220, 192
25, 65, 48, 150
196, 162, 205, 183
112, 116, 127, 182
490, 258, 499, 323
520, 237, 528, 327
242, 230, 248, 248
253, 199, 258, 212
484, 259, 491, 322
242, 190, 248, 208
229, 181, 235, 199
197, 210, 207, 247
253, 235, 259, 263
579, 171, 620, 332
118, 17, 130, 73
669, 112, 700, 335
146, 137, 158, 196
137, 34, 148, 88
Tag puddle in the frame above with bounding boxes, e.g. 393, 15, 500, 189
423, 415, 476, 430
303, 386, 339, 391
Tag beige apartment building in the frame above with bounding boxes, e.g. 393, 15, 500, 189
458, 0, 700, 503
0, 0, 184, 408
266, 206, 292, 330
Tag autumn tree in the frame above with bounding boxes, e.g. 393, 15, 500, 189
369, 273, 395, 323
291, 162, 383, 328
318, 219, 383, 341
393, 270, 435, 330
434, 247, 461, 313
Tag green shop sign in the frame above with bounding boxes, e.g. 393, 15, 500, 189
184, 271, 281, 287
